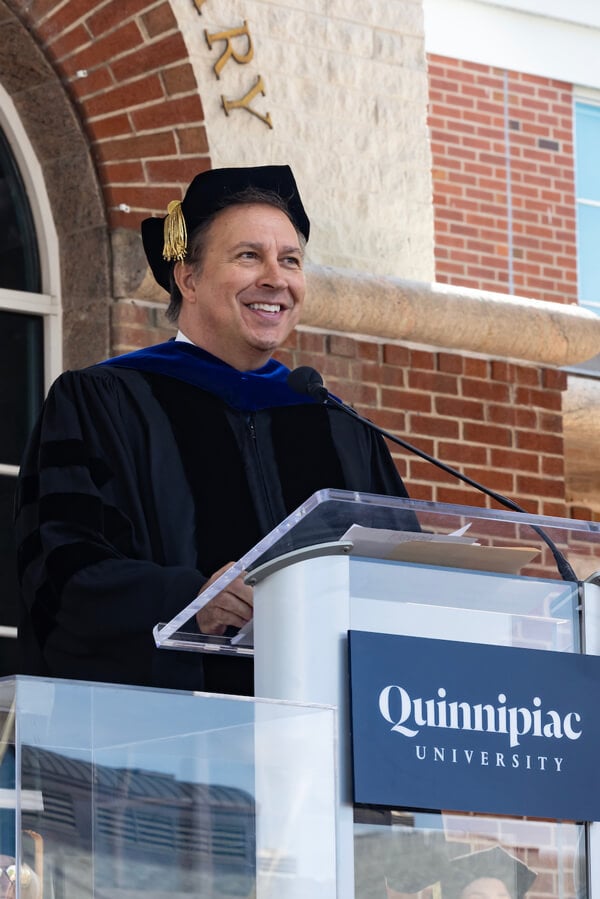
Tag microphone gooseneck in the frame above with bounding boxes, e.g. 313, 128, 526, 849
287, 366, 577, 583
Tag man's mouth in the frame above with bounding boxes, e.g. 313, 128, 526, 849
247, 302, 284, 313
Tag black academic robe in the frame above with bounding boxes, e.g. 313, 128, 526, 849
15, 342, 412, 695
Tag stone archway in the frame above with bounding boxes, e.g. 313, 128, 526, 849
0, 1, 110, 368
1, 0, 212, 364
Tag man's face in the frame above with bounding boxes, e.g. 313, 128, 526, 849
461, 877, 513, 899
175, 203, 306, 371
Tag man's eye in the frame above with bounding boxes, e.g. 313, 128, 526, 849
283, 256, 302, 267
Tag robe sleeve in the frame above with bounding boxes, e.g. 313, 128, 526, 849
15, 368, 206, 681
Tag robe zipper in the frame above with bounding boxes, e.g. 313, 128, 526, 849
246, 413, 278, 529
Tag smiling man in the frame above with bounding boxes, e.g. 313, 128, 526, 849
15, 165, 411, 694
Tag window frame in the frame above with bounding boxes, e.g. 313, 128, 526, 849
0, 85, 62, 646
568, 90, 600, 377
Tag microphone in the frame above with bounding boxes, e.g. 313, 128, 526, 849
287, 366, 577, 583
287, 365, 329, 401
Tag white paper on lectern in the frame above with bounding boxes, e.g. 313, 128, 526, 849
341, 523, 539, 574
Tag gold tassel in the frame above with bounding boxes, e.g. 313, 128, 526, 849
162, 199, 187, 261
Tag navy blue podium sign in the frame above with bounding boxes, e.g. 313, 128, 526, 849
348, 631, 600, 821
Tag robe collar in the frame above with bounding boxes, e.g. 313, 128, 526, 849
97, 340, 315, 412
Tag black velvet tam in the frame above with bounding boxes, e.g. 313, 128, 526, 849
141, 164, 310, 291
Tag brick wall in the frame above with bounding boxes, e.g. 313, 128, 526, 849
278, 329, 569, 518
108, 297, 570, 517
428, 55, 578, 304
8, 1, 580, 524
12, 0, 210, 230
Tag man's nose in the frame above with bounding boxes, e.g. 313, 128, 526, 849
257, 256, 287, 289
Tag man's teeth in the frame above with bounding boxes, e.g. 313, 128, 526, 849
248, 303, 281, 312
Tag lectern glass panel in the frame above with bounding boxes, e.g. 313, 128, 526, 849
0, 676, 337, 899
154, 489, 598, 650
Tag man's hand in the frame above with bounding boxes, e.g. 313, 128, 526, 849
195, 562, 254, 636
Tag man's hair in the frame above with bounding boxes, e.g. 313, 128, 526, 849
166, 187, 306, 323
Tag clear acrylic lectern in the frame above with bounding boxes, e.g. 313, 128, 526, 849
153, 489, 600, 899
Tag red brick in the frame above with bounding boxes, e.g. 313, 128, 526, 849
36, 0, 97, 41
437, 486, 488, 508
515, 386, 561, 410
356, 341, 381, 362
106, 184, 183, 212
410, 348, 437, 369
111, 33, 188, 82
515, 431, 563, 454
383, 344, 410, 367
490, 448, 539, 472
438, 441, 487, 465
342, 383, 379, 408
87, 0, 154, 38
111, 324, 159, 349
298, 331, 327, 353
463, 421, 512, 446
377, 365, 406, 387
408, 370, 458, 394
319, 356, 352, 380
465, 467, 515, 493
486, 404, 518, 426
143, 2, 178, 37
541, 455, 564, 477
463, 357, 489, 378
541, 500, 570, 518
327, 335, 357, 357
162, 63, 198, 96
514, 365, 541, 386
542, 368, 568, 390
491, 360, 514, 382
410, 459, 456, 484
95, 131, 177, 163
369, 409, 407, 434
435, 396, 484, 420
461, 378, 510, 403
89, 113, 132, 141
61, 21, 145, 75
405, 483, 434, 502
176, 126, 210, 155
381, 390, 431, 413
276, 348, 295, 369
70, 66, 114, 99
410, 414, 460, 439
46, 23, 91, 58
100, 159, 145, 182
437, 352, 463, 374
131, 95, 204, 131
112, 301, 156, 326
516, 474, 564, 499
145, 157, 211, 184
86, 75, 164, 118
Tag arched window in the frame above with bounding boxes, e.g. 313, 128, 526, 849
0, 90, 61, 676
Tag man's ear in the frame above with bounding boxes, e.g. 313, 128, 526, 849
173, 261, 197, 303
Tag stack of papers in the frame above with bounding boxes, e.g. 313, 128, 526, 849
341, 524, 539, 575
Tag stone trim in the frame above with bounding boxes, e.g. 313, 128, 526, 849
112, 229, 600, 367
302, 266, 600, 367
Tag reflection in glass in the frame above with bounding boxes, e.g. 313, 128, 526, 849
0, 128, 40, 293
5, 677, 337, 899
0, 311, 43, 466
354, 809, 585, 899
